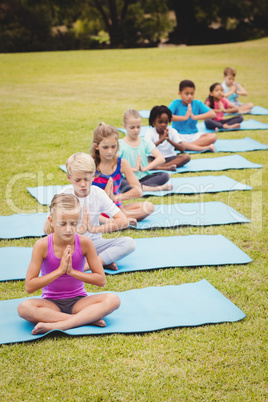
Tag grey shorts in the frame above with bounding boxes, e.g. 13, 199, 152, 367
45, 296, 86, 314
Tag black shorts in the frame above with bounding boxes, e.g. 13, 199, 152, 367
45, 296, 86, 314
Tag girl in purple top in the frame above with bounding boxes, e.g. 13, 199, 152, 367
91, 123, 154, 226
17, 193, 120, 335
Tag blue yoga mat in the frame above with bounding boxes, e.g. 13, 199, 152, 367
143, 175, 252, 197
118, 119, 268, 138
176, 137, 268, 154
151, 155, 262, 175
27, 185, 72, 205
27, 185, 71, 205
60, 155, 262, 176
139, 107, 268, 118
131, 201, 250, 230
0, 279, 245, 344
197, 119, 268, 134
27, 176, 252, 205
0, 235, 252, 280
0, 213, 47, 239
0, 201, 250, 239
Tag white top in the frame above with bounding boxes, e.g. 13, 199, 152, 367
144, 127, 183, 157
61, 185, 119, 242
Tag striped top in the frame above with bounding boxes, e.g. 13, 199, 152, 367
92, 157, 123, 207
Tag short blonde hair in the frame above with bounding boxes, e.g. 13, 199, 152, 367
224, 67, 236, 77
44, 193, 82, 234
66, 152, 95, 177
123, 109, 141, 125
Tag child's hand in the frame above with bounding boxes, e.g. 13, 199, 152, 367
87, 214, 97, 234
189, 104, 198, 120
185, 103, 192, 119
218, 101, 225, 112
137, 154, 145, 172
58, 245, 71, 275
77, 206, 88, 234
133, 155, 140, 172
104, 178, 115, 201
66, 249, 73, 275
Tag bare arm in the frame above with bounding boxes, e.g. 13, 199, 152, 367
236, 83, 248, 96
85, 207, 129, 233
141, 147, 165, 171
114, 159, 142, 201
191, 108, 216, 121
25, 238, 68, 294
66, 236, 106, 287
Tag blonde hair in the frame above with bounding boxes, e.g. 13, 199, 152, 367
44, 193, 82, 234
224, 67, 236, 77
66, 152, 95, 177
123, 109, 141, 125
91, 122, 119, 170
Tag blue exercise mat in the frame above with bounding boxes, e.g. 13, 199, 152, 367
60, 155, 262, 176
175, 137, 268, 154
27, 184, 72, 205
0, 213, 47, 239
139, 107, 268, 118
0, 279, 245, 344
131, 201, 250, 230
143, 175, 252, 197
118, 119, 268, 138
27, 175, 252, 205
197, 119, 268, 134
0, 235, 252, 280
151, 155, 262, 175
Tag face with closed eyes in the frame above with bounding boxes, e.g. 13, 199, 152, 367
94, 135, 118, 162
123, 117, 142, 140
49, 207, 81, 242
67, 171, 93, 198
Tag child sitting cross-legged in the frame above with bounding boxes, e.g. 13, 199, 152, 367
17, 193, 120, 335
49, 152, 136, 271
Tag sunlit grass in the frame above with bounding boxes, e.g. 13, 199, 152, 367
0, 37, 267, 401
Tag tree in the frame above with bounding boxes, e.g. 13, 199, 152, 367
168, 0, 268, 45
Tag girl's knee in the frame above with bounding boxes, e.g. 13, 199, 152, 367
210, 133, 217, 143
17, 300, 29, 318
144, 201, 154, 214
106, 293, 121, 310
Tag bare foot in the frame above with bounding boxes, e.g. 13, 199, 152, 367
223, 123, 241, 129
32, 322, 57, 335
128, 217, 137, 226
90, 319, 106, 327
103, 262, 118, 271
208, 144, 215, 152
169, 165, 177, 171
162, 184, 173, 191
215, 127, 219, 132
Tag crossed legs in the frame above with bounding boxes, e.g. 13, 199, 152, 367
17, 293, 120, 334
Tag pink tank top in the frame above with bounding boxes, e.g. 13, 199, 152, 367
42, 233, 87, 300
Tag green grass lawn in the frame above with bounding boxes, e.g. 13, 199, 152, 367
0, 38, 268, 401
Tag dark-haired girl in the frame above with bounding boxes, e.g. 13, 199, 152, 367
204, 83, 243, 131
145, 105, 190, 171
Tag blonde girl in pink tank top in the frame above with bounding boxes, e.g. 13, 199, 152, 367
17, 193, 120, 335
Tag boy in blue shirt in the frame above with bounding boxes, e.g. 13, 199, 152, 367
168, 80, 217, 149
